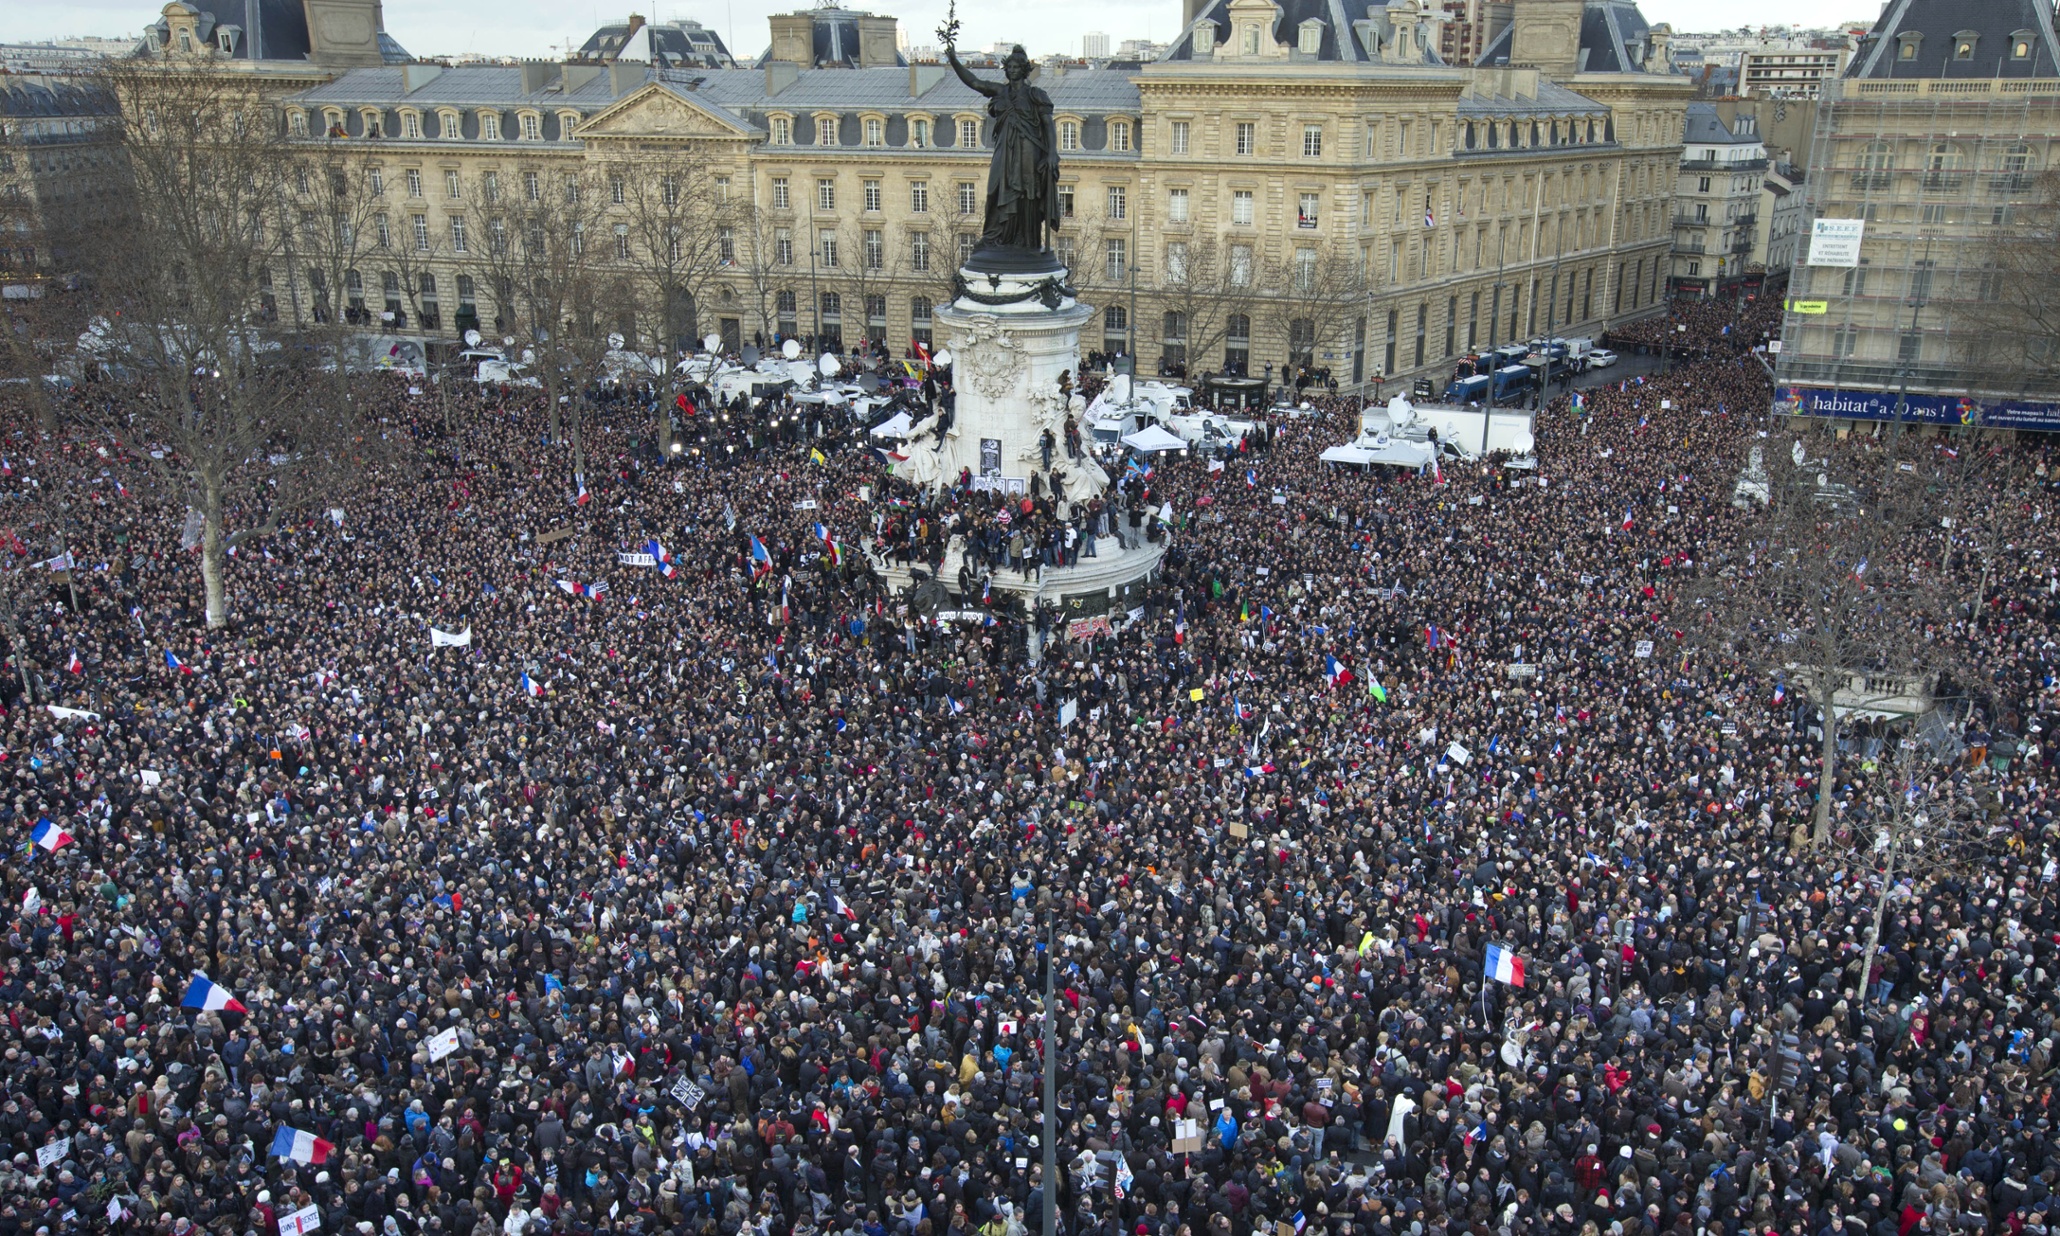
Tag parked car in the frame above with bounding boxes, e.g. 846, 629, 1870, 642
1585, 349, 1618, 369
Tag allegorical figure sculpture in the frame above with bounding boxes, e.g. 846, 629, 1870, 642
941, 28, 1061, 258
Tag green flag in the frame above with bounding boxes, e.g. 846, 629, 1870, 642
1368, 676, 1388, 703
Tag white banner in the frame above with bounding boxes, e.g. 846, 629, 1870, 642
46, 706, 100, 722
36, 1137, 70, 1169
616, 552, 656, 567
429, 627, 472, 647
425, 1027, 460, 1062
1807, 217, 1865, 268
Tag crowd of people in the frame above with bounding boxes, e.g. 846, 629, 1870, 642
0, 293, 2055, 1236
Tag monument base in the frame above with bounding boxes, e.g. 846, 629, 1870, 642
874, 534, 1166, 613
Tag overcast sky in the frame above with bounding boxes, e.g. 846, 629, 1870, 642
14, 0, 1880, 63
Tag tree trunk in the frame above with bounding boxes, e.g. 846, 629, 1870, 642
1858, 831, 1898, 1004
1813, 672, 1839, 844
200, 482, 228, 629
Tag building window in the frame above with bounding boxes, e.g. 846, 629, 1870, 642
1059, 185, 1075, 217
817, 116, 838, 146
1235, 122, 1256, 157
1232, 190, 1254, 226
865, 293, 887, 344
1110, 121, 1132, 152
772, 177, 790, 209
718, 227, 734, 262
445, 170, 462, 200
289, 111, 308, 138
816, 178, 836, 210
1229, 244, 1252, 286
1161, 242, 1190, 283
449, 216, 467, 252
818, 229, 838, 268
402, 112, 422, 140
405, 168, 423, 197
369, 166, 385, 195
1107, 185, 1126, 220
482, 171, 498, 202
958, 182, 978, 215
612, 225, 629, 259
1162, 310, 1187, 368
521, 114, 540, 141
910, 232, 930, 271
609, 174, 625, 204
1059, 121, 1080, 152
772, 117, 792, 145
1226, 313, 1250, 370
958, 233, 976, 265
1104, 305, 1128, 352
481, 112, 501, 140
910, 182, 929, 212
1171, 120, 1190, 154
1167, 187, 1189, 225
1298, 192, 1319, 228
440, 111, 460, 139
863, 180, 881, 212
911, 295, 933, 346
960, 118, 980, 148
1302, 124, 1323, 158
523, 170, 540, 201
864, 229, 883, 269
910, 119, 929, 148
775, 229, 793, 265
777, 290, 797, 334
864, 118, 884, 147
1105, 237, 1126, 281
563, 173, 579, 203
411, 214, 429, 251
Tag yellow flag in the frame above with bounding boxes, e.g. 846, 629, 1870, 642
1189, 688, 1204, 701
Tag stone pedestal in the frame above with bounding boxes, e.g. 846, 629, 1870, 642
883, 261, 1166, 611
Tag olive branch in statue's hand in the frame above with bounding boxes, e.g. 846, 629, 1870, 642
937, 0, 961, 50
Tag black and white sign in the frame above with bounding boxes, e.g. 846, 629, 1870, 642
980, 438, 1002, 476
670, 1077, 705, 1109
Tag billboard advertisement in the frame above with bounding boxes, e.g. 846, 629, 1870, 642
1773, 386, 2060, 432
1806, 218, 1866, 268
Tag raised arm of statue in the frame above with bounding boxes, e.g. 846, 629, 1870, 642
944, 45, 999, 98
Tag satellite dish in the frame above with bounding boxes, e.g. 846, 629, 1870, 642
781, 339, 802, 361
464, 329, 482, 347
932, 349, 953, 368
520, 349, 536, 365
857, 373, 881, 393
741, 345, 761, 367
818, 353, 840, 377
607, 332, 625, 350
703, 334, 721, 353
1110, 374, 1132, 405
502, 336, 515, 348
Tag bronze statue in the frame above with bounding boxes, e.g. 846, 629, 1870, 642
939, 19, 1060, 259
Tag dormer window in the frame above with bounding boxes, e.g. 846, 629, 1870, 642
401, 111, 421, 140
817, 116, 838, 146
288, 110, 308, 138
771, 116, 792, 145
361, 109, 383, 138
1058, 120, 1080, 152
1898, 33, 1922, 60
558, 111, 580, 137
1110, 120, 1132, 152
177, 29, 196, 52
480, 112, 501, 140
438, 110, 460, 138
2012, 30, 2035, 57
520, 113, 540, 141
910, 118, 930, 148
1298, 19, 1323, 54
1954, 30, 1978, 59
216, 29, 234, 52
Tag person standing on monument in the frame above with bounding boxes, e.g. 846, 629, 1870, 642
943, 39, 1061, 256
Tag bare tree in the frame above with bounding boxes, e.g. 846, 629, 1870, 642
1256, 240, 1367, 379
1679, 435, 1960, 844
731, 203, 789, 349
506, 168, 609, 450
1960, 169, 2060, 390
1150, 235, 1255, 379
84, 62, 376, 628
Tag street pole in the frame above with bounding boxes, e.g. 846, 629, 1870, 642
809, 228, 821, 353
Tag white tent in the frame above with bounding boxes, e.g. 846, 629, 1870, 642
1121, 424, 1187, 453
869, 411, 915, 439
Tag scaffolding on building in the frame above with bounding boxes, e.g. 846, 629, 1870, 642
1777, 75, 2060, 408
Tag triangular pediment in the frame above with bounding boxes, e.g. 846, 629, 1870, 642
577, 82, 757, 141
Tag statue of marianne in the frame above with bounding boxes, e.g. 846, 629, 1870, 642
942, 41, 1062, 256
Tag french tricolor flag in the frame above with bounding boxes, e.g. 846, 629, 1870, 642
164, 649, 193, 674
269, 1126, 334, 1165
1484, 944, 1525, 988
572, 476, 591, 506
646, 539, 676, 579
180, 975, 248, 1012
520, 672, 545, 698
30, 819, 72, 853
66, 650, 82, 675
1325, 655, 1351, 687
